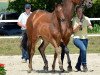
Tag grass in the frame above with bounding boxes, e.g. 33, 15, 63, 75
0, 36, 100, 56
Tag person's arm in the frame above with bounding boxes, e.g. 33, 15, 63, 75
72, 18, 81, 32
88, 24, 93, 30
17, 13, 26, 28
86, 17, 93, 30
17, 22, 26, 28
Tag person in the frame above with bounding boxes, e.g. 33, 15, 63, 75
72, 6, 93, 72
17, 3, 32, 63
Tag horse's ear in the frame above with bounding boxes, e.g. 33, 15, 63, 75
55, 2, 58, 7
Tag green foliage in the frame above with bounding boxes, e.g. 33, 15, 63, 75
84, 1, 100, 28
84, 0, 100, 18
0, 67, 6, 75
8, 0, 62, 14
8, 0, 28, 14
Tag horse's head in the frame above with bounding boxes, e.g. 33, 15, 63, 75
55, 3, 65, 22
82, 0, 93, 8
72, 0, 93, 8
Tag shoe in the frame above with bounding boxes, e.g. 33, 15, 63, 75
82, 64, 88, 72
75, 66, 81, 71
22, 59, 27, 63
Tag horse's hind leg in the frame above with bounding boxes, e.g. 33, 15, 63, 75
38, 40, 49, 71
28, 38, 36, 73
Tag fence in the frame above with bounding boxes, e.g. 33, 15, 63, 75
0, 18, 100, 38
0, 18, 100, 22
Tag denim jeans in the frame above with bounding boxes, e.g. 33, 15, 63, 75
73, 38, 88, 67
21, 30, 29, 60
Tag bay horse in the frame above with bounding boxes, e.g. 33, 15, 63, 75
52, 0, 93, 71
26, 4, 66, 73
26, 0, 93, 72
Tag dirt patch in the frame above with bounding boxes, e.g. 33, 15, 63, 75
0, 53, 100, 75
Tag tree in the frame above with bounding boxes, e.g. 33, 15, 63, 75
8, 0, 62, 14
84, 0, 100, 18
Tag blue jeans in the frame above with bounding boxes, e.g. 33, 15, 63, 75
22, 48, 28, 60
21, 30, 29, 60
73, 38, 88, 67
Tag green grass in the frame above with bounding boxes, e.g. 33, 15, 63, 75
68, 36, 100, 53
0, 36, 100, 56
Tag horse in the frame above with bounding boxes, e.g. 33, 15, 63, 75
26, 4, 66, 73
26, 0, 93, 72
52, 0, 93, 72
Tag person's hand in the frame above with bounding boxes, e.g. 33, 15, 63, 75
22, 25, 26, 28
79, 22, 82, 25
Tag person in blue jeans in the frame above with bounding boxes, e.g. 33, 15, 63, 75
17, 4, 32, 63
72, 6, 93, 72
21, 30, 28, 62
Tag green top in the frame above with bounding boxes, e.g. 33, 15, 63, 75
72, 15, 91, 39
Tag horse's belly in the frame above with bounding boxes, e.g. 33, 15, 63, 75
37, 23, 53, 40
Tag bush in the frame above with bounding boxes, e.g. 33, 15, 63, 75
88, 24, 100, 33
84, 0, 100, 17
84, 0, 100, 25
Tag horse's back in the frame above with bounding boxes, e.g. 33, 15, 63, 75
27, 10, 53, 39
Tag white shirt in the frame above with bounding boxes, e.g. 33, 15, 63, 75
18, 12, 32, 30
72, 15, 91, 39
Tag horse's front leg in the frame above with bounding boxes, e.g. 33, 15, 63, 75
56, 47, 64, 72
52, 39, 64, 72
52, 51, 57, 72
38, 40, 49, 71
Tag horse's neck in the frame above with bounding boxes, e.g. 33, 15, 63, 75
51, 11, 61, 29
63, 0, 75, 22
61, 0, 75, 35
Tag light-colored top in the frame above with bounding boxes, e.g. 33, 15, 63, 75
72, 15, 91, 39
18, 12, 32, 30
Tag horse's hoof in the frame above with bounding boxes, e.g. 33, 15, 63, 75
67, 66, 72, 72
52, 66, 55, 72
27, 69, 32, 73
52, 69, 56, 73
43, 66, 48, 72
59, 66, 64, 72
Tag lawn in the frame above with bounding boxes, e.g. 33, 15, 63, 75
0, 36, 100, 56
